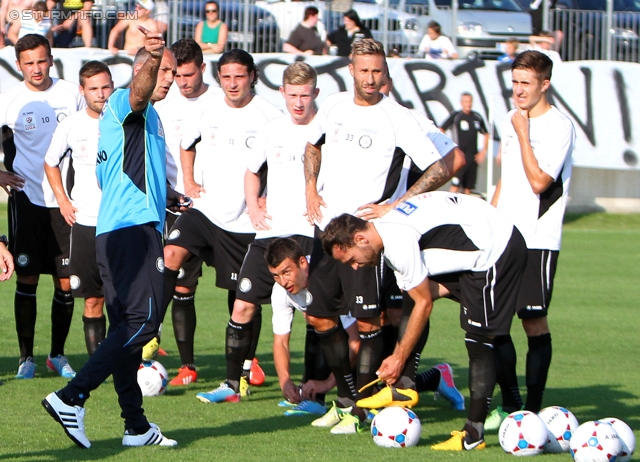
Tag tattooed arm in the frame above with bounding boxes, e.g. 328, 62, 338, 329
303, 142, 326, 225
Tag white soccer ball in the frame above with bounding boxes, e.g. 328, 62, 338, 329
539, 405, 580, 453
600, 418, 635, 462
137, 360, 168, 397
370, 407, 421, 448
498, 410, 548, 456
570, 420, 622, 462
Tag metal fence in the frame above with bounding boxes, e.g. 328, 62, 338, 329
549, 8, 639, 61
87, 0, 640, 62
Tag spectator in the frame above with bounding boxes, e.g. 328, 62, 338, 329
108, 0, 160, 55
0, 0, 36, 47
419, 20, 458, 59
283, 6, 326, 55
194, 0, 228, 54
49, 0, 94, 48
7, 1, 54, 46
529, 30, 562, 65
326, 9, 372, 57
498, 37, 519, 63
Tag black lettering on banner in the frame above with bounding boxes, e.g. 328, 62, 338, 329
0, 57, 23, 81
404, 61, 451, 122
53, 59, 64, 80
495, 60, 515, 112
452, 59, 499, 139
257, 57, 291, 91
613, 69, 631, 143
312, 57, 351, 93
98, 55, 134, 89
548, 67, 595, 146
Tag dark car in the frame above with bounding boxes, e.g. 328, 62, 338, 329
174, 0, 281, 53
552, 0, 639, 61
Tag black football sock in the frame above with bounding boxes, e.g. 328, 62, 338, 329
381, 324, 398, 358
227, 290, 236, 316
50, 288, 74, 357
225, 319, 252, 390
161, 268, 180, 322
303, 325, 330, 405
493, 334, 523, 412
83, 314, 106, 356
171, 293, 196, 366
15, 282, 37, 361
317, 324, 357, 406
466, 334, 496, 426
243, 305, 262, 377
356, 328, 384, 399
415, 367, 441, 392
525, 333, 552, 413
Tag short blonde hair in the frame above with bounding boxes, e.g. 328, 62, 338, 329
351, 38, 386, 59
282, 61, 317, 87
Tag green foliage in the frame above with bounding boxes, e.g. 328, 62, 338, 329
0, 210, 638, 460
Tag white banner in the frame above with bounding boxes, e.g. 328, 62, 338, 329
1, 48, 639, 170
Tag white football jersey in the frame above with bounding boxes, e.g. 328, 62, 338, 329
374, 191, 515, 291
0, 79, 85, 207
247, 114, 315, 239
271, 283, 355, 335
44, 109, 101, 226
155, 85, 222, 193
181, 94, 282, 233
497, 106, 574, 250
308, 93, 441, 230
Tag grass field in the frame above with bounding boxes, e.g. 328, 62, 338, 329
0, 211, 638, 461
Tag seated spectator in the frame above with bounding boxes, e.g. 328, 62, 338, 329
7, 1, 54, 46
326, 9, 372, 57
498, 37, 519, 63
194, 0, 228, 54
419, 20, 458, 59
283, 6, 326, 55
108, 0, 160, 55
529, 30, 562, 64
50, 0, 94, 48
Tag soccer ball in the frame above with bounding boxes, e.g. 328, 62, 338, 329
570, 420, 621, 462
539, 406, 580, 453
370, 407, 421, 448
137, 360, 168, 397
601, 418, 635, 462
498, 410, 548, 456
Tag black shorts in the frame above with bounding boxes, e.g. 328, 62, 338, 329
430, 228, 527, 337
452, 156, 479, 190
306, 227, 381, 319
165, 212, 203, 289
69, 223, 103, 298
96, 224, 163, 343
380, 262, 404, 310
166, 208, 254, 291
8, 190, 71, 277
236, 235, 313, 305
516, 249, 559, 320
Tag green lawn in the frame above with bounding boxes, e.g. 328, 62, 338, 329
0, 211, 638, 461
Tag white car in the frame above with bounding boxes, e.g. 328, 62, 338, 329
255, 0, 424, 55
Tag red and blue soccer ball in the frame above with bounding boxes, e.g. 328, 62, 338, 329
600, 418, 635, 462
137, 360, 169, 397
570, 420, 622, 462
539, 405, 580, 453
498, 410, 548, 456
370, 407, 421, 448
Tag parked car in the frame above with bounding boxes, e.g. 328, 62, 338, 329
255, 0, 423, 55
172, 0, 281, 53
392, 0, 533, 59
550, 0, 640, 61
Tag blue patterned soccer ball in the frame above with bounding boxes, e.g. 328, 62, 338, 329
137, 360, 168, 397
371, 407, 421, 448
499, 410, 548, 456
539, 406, 580, 453
570, 420, 622, 462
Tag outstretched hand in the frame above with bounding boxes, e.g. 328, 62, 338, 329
138, 25, 164, 57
